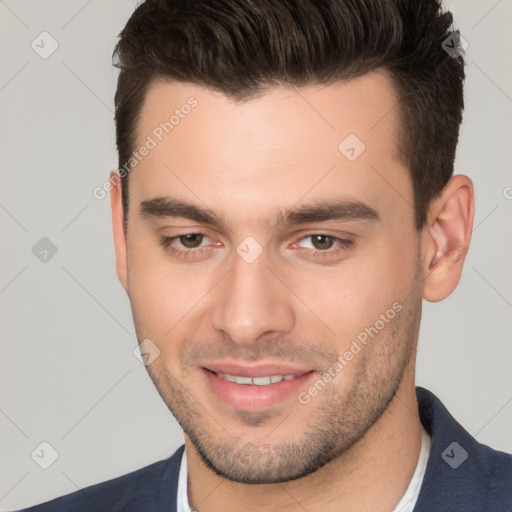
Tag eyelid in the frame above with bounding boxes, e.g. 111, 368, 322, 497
291, 234, 353, 250
159, 231, 354, 260
159, 233, 218, 261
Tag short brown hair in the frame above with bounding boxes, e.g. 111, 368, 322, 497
113, 0, 465, 230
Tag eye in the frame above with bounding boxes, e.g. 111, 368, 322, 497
302, 234, 338, 251
160, 232, 216, 257
292, 234, 353, 258
175, 233, 208, 249
159, 232, 353, 261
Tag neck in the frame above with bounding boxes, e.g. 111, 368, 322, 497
186, 369, 422, 512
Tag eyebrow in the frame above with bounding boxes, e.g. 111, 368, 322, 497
139, 196, 380, 229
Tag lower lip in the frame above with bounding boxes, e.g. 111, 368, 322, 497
201, 368, 316, 411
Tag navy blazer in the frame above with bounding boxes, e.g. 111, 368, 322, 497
17, 387, 512, 511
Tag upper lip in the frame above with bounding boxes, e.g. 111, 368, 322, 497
202, 361, 313, 378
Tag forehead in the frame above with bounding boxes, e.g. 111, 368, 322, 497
136, 70, 400, 155
129, 71, 412, 229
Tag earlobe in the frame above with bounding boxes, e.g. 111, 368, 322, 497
422, 175, 475, 302
110, 170, 129, 292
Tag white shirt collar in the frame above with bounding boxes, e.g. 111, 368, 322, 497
176, 447, 195, 512
392, 425, 431, 512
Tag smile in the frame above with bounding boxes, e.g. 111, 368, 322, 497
201, 365, 316, 411
216, 372, 299, 386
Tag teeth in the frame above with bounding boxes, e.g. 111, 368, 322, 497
217, 372, 297, 386
253, 376, 272, 386
234, 376, 253, 385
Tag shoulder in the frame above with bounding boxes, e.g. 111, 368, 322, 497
481, 442, 512, 508
15, 445, 184, 512
415, 387, 512, 511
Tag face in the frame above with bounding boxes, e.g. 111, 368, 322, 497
118, 72, 425, 483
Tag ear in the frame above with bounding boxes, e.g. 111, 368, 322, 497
110, 170, 128, 292
421, 174, 475, 302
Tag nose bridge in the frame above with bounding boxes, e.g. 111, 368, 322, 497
210, 250, 295, 345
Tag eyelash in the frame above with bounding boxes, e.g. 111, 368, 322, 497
159, 233, 354, 260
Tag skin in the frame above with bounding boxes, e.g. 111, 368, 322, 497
110, 70, 474, 511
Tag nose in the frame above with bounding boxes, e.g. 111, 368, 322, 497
210, 250, 295, 346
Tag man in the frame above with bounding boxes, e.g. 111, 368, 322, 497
20, 0, 512, 511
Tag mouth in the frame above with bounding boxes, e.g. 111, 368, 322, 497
216, 372, 299, 385
200, 363, 316, 412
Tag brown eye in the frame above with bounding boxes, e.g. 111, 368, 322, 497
292, 234, 353, 260
159, 232, 219, 259
178, 233, 205, 248
310, 235, 335, 250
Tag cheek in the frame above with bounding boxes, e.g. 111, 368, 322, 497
126, 234, 217, 344
126, 235, 182, 337
284, 239, 417, 349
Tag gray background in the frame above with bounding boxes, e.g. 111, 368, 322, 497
0, 0, 511, 509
